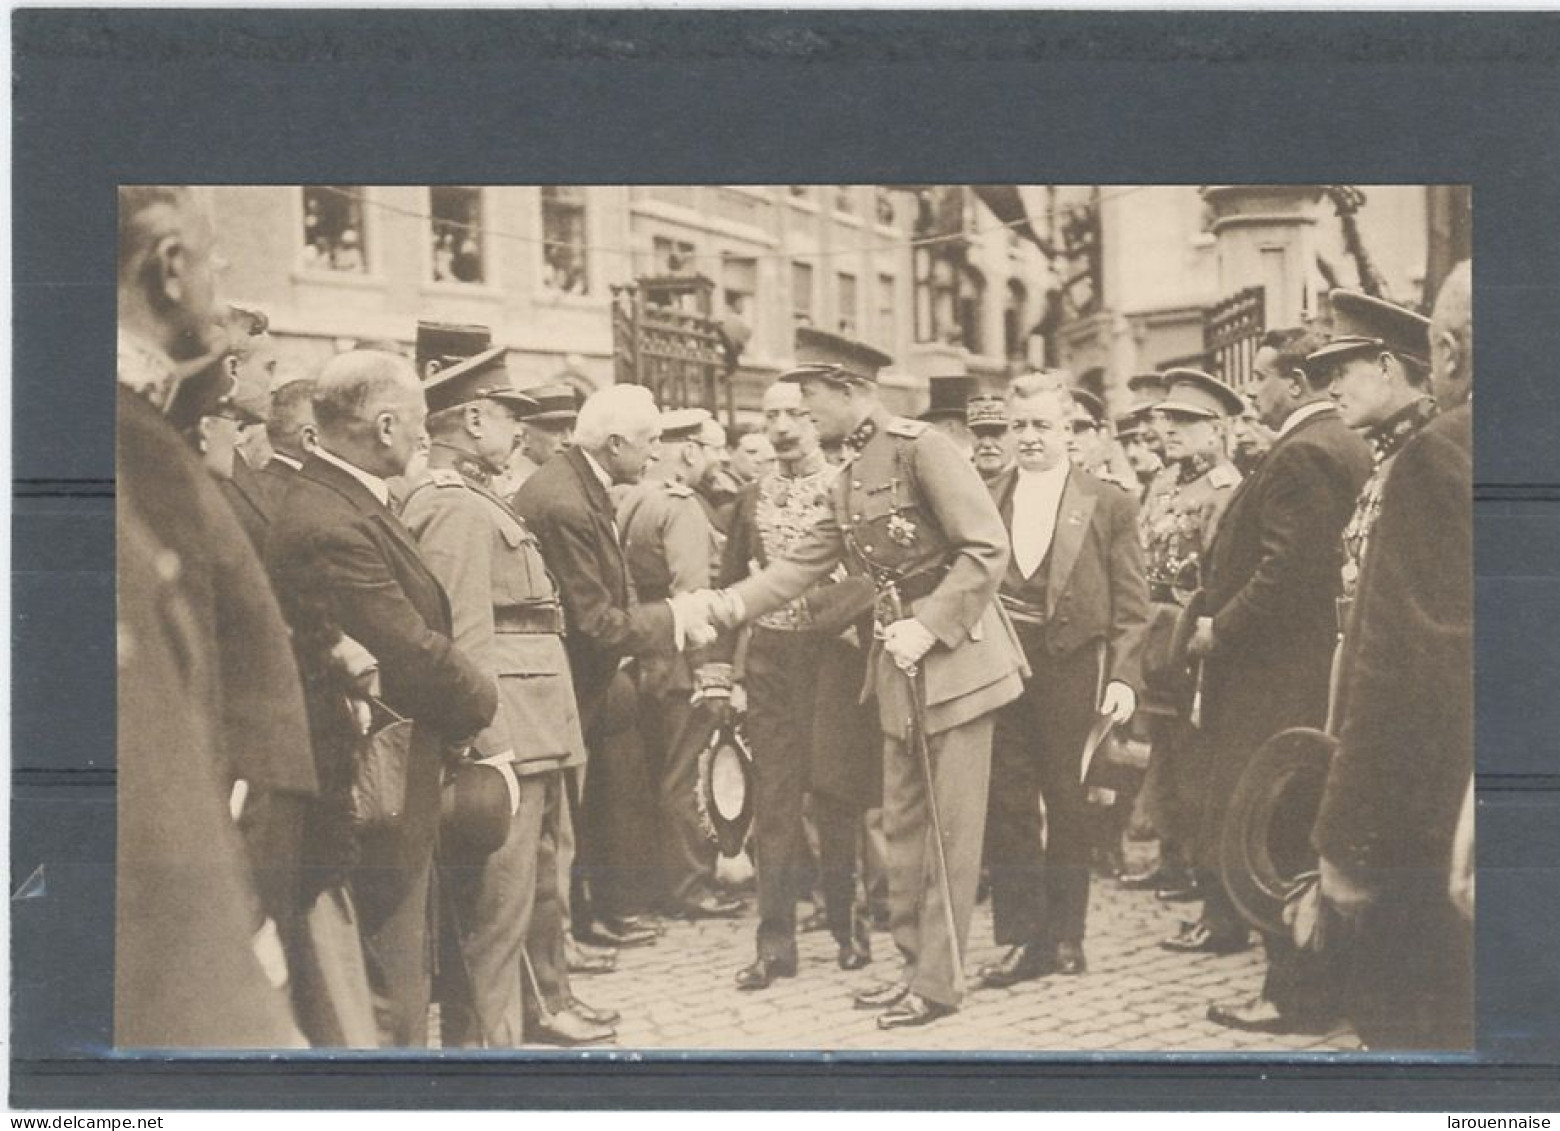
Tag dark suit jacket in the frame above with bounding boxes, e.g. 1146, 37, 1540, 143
1315, 404, 1472, 875
511, 447, 676, 721
1194, 406, 1373, 852
267, 453, 496, 879
987, 465, 1149, 693
220, 455, 277, 552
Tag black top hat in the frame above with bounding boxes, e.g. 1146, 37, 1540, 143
919, 375, 978, 423
694, 715, 756, 858
423, 348, 538, 416
439, 760, 513, 863
1069, 387, 1107, 427
1220, 727, 1337, 938
1306, 290, 1432, 372
778, 326, 893, 385
415, 320, 492, 377
1157, 368, 1245, 420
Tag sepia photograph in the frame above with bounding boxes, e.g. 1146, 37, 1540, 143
114, 181, 1474, 1056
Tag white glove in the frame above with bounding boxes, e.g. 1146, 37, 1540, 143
730, 683, 748, 715
667, 591, 719, 649
882, 617, 937, 674
1100, 680, 1137, 725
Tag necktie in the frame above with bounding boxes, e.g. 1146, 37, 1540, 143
1012, 473, 1055, 579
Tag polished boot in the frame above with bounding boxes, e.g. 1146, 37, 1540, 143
876, 993, 955, 1030
565, 937, 617, 975
853, 981, 909, 1010
1054, 940, 1088, 976
577, 919, 658, 949
975, 943, 1055, 989
836, 940, 871, 971
526, 1007, 615, 1046
734, 955, 798, 991
567, 995, 621, 1027
1160, 919, 1250, 954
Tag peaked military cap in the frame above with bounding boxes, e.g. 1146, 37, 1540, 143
1115, 404, 1153, 439
778, 326, 893, 385
1157, 368, 1245, 419
659, 406, 714, 443
1069, 387, 1108, 427
967, 394, 1009, 429
415, 320, 492, 378
1306, 289, 1432, 371
423, 347, 538, 416
1126, 372, 1169, 406
919, 375, 978, 423
515, 381, 580, 423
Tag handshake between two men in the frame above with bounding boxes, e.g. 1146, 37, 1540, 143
664, 587, 940, 674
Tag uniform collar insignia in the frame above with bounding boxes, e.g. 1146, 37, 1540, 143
1366, 396, 1437, 463
844, 416, 878, 453
433, 442, 494, 488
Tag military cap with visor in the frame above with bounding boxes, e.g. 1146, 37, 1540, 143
422, 347, 538, 416
1069, 387, 1108, 428
1114, 404, 1154, 440
967, 394, 1010, 430
1305, 289, 1432, 373
658, 406, 715, 443
1156, 368, 1246, 419
777, 326, 893, 386
515, 381, 580, 424
415, 319, 492, 378
1126, 372, 1170, 407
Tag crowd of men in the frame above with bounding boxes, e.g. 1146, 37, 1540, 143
116, 183, 1474, 1052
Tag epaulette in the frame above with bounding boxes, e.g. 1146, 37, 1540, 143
664, 482, 694, 498
1208, 463, 1242, 490
886, 418, 930, 439
428, 468, 467, 488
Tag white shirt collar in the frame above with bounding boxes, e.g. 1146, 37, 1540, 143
1016, 458, 1071, 489
580, 449, 615, 493
1278, 400, 1336, 438
314, 444, 391, 508
270, 452, 303, 471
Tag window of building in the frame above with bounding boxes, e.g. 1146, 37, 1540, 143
722, 256, 758, 314
877, 273, 897, 350
834, 186, 857, 215
792, 261, 815, 327
836, 271, 859, 336
1004, 279, 1029, 362
652, 236, 697, 275
541, 186, 589, 295
959, 266, 987, 355
300, 186, 368, 273
875, 188, 898, 227
429, 186, 485, 285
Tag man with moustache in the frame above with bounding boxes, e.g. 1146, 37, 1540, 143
967, 394, 1014, 482
708, 328, 1026, 1029
1066, 387, 1138, 493
975, 373, 1148, 986
722, 380, 879, 989
1187, 327, 1371, 1030
503, 382, 578, 498
400, 349, 616, 1047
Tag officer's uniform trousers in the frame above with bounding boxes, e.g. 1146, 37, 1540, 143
876, 653, 995, 1010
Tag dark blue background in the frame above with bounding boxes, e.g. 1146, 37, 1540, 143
11, 9, 1560, 1110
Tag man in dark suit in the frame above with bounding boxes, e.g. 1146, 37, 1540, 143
115, 184, 311, 1048
512, 384, 714, 948
975, 372, 1148, 987
1313, 263, 1474, 1050
268, 349, 497, 1047
1189, 328, 1373, 1031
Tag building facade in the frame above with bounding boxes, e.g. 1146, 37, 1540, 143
208, 184, 1053, 418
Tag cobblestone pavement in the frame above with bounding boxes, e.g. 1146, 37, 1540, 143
564, 873, 1360, 1054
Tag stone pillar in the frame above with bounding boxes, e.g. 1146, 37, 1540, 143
1201, 185, 1325, 327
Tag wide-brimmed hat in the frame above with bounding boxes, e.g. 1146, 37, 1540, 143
1220, 727, 1337, 938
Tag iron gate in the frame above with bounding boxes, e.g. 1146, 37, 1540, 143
1203, 285, 1266, 391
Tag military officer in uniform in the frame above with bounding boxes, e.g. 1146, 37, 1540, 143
967, 394, 1013, 482
709, 328, 1027, 1029
1115, 407, 1162, 498
400, 347, 616, 1047
502, 381, 579, 498
1119, 371, 1244, 916
618, 407, 745, 919
1066, 387, 1138, 493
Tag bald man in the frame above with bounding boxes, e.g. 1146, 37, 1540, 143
268, 350, 497, 1047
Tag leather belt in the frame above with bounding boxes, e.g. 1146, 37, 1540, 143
494, 605, 566, 635
893, 565, 949, 605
